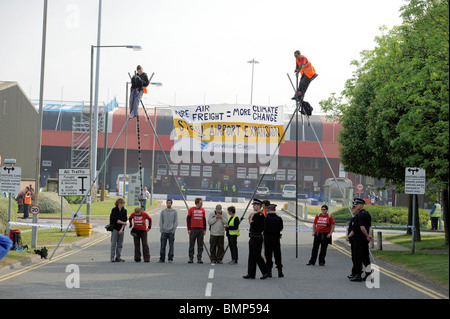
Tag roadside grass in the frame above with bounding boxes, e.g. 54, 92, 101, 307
1, 197, 160, 267
68, 197, 160, 218
0, 228, 82, 266
372, 234, 449, 287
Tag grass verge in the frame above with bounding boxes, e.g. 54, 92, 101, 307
372, 234, 448, 287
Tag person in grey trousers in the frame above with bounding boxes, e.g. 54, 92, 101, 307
208, 204, 228, 264
158, 199, 178, 263
110, 198, 128, 262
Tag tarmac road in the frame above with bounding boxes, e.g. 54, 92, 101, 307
0, 199, 447, 302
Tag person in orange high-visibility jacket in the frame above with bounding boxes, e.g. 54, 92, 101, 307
292, 50, 318, 100
129, 65, 149, 118
23, 187, 32, 219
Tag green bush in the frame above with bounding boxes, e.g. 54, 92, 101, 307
332, 205, 429, 226
0, 197, 18, 234
64, 196, 83, 204
38, 192, 71, 215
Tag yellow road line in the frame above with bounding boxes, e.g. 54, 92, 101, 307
330, 243, 448, 299
0, 234, 109, 283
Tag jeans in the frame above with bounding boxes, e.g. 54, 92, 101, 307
110, 229, 125, 260
160, 232, 175, 261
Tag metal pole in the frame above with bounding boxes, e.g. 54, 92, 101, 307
250, 60, 254, 104
89, 0, 102, 222
123, 82, 129, 198
295, 98, 299, 259
101, 110, 109, 200
412, 194, 416, 253
87, 45, 94, 220
150, 106, 156, 205
248, 59, 259, 104
32, 0, 48, 248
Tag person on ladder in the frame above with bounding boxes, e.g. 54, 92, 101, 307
130, 65, 150, 118
292, 50, 317, 116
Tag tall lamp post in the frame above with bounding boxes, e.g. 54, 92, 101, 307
247, 58, 259, 104
87, 44, 142, 222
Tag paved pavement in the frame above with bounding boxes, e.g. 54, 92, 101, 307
0, 199, 448, 303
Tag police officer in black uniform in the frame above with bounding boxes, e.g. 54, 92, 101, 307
346, 204, 358, 279
243, 199, 270, 280
264, 204, 284, 278
348, 198, 373, 282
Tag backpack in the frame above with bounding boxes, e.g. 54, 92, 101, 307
34, 247, 48, 259
301, 101, 313, 116
9, 229, 25, 251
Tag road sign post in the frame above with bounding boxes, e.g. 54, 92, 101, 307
405, 167, 426, 253
1, 164, 21, 236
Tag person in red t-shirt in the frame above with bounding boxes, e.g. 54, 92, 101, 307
129, 207, 152, 262
306, 205, 335, 266
187, 198, 206, 263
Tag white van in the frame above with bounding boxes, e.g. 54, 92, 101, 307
282, 184, 296, 198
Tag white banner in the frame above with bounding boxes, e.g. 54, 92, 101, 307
170, 104, 284, 166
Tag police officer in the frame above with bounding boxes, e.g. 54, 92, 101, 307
264, 204, 284, 278
346, 204, 359, 279
348, 198, 373, 282
243, 199, 270, 280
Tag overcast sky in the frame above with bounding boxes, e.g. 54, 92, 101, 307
0, 0, 405, 112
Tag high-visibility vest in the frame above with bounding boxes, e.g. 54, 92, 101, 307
431, 203, 441, 217
24, 191, 32, 205
228, 215, 240, 236
297, 55, 316, 79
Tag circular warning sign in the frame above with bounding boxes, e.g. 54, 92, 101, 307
30, 205, 40, 215
356, 184, 364, 194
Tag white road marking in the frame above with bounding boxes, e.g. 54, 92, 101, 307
205, 282, 213, 297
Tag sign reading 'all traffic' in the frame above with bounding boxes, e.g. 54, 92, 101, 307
58, 169, 90, 196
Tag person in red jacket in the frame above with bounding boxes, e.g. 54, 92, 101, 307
307, 205, 335, 266
187, 198, 206, 263
129, 207, 152, 262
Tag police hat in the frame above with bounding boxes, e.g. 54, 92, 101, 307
267, 204, 277, 210
252, 199, 263, 205
353, 198, 365, 205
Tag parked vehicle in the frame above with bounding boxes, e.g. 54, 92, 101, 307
256, 186, 270, 197
282, 184, 296, 198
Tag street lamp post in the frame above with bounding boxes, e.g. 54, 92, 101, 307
247, 58, 259, 104
87, 44, 142, 221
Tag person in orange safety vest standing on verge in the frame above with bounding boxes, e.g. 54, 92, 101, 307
292, 50, 318, 101
22, 186, 32, 219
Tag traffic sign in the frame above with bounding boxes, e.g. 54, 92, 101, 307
30, 205, 40, 215
0, 166, 22, 193
58, 169, 91, 196
405, 167, 426, 195
356, 183, 364, 194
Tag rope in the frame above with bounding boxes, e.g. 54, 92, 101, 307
136, 107, 144, 209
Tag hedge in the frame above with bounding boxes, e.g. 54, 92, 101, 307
331, 205, 429, 226
0, 197, 18, 234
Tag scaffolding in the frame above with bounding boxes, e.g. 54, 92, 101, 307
70, 105, 105, 168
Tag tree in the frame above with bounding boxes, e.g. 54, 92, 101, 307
320, 0, 449, 243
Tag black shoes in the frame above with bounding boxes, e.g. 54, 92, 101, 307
243, 273, 270, 280
260, 273, 270, 280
